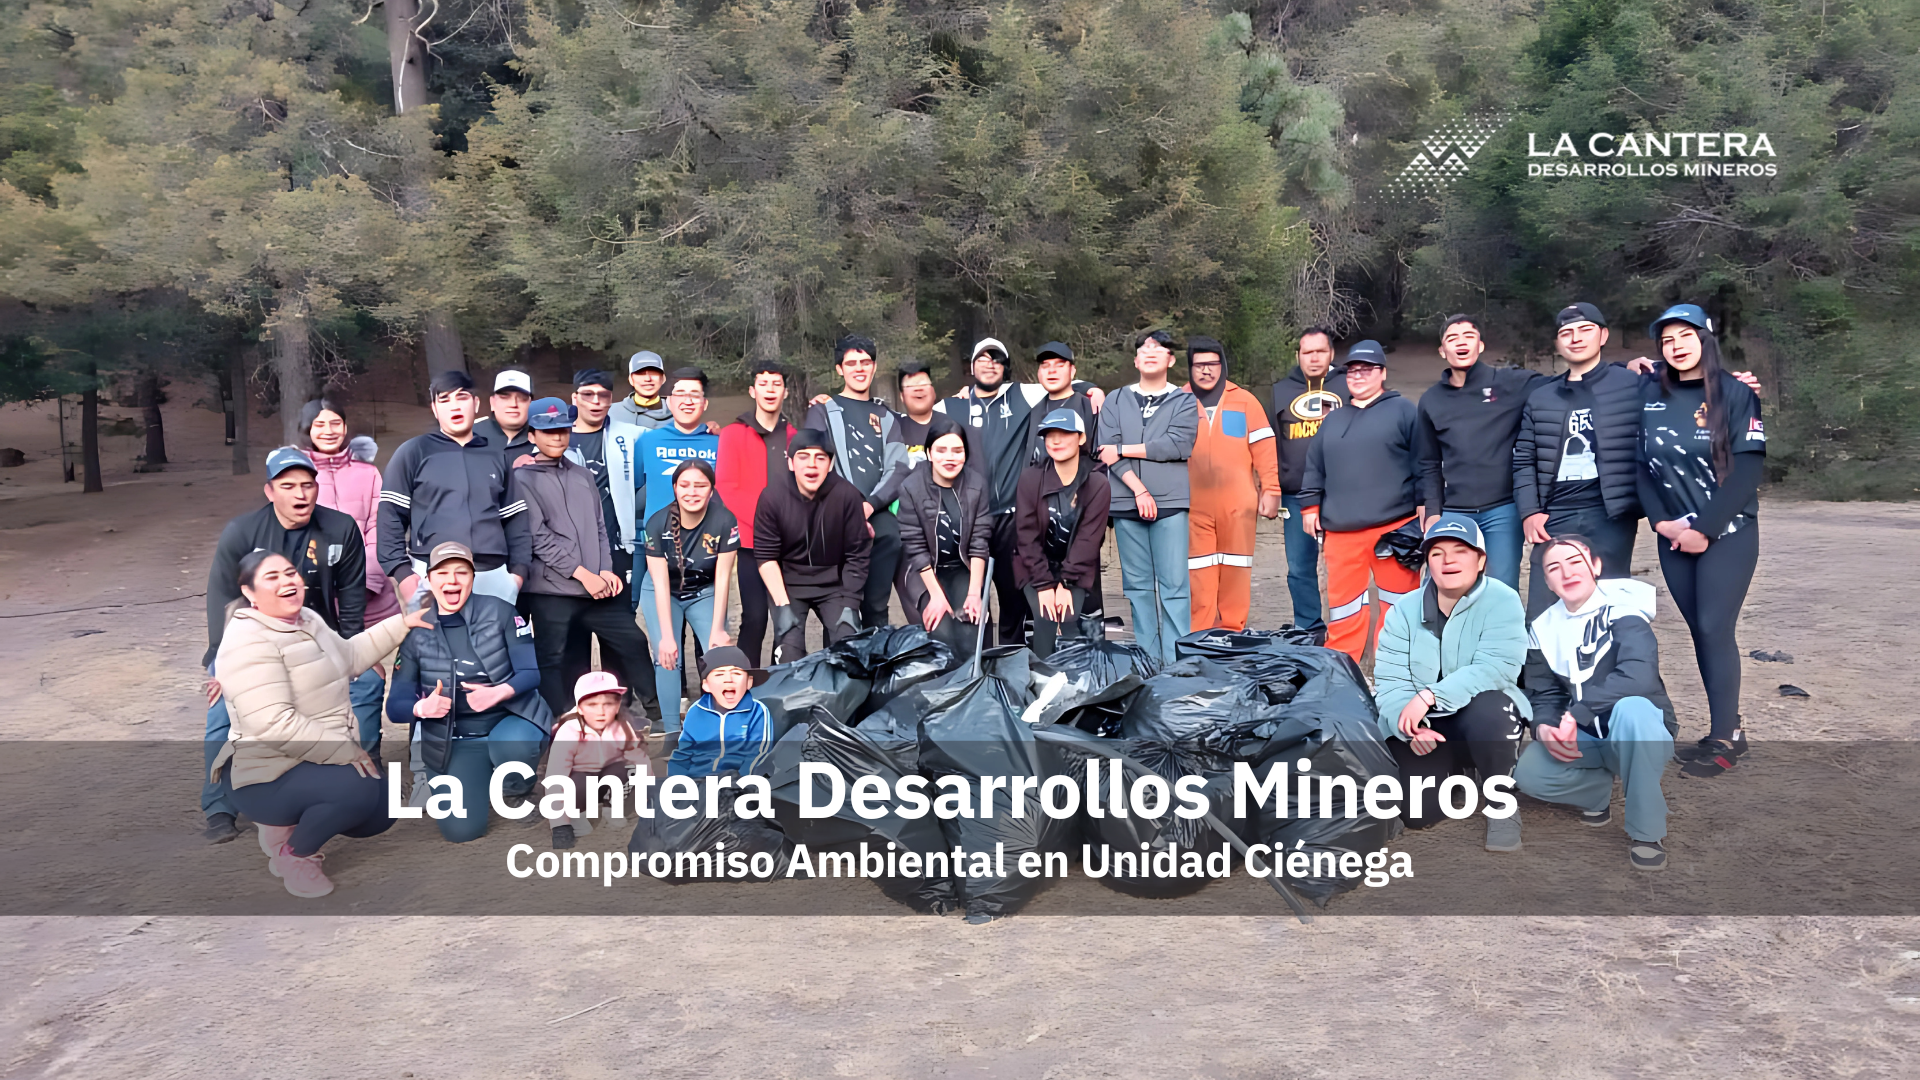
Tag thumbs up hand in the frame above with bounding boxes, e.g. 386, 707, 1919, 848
414, 680, 453, 719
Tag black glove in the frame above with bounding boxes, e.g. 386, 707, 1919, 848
771, 602, 802, 638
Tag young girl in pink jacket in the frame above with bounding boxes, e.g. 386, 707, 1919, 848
546, 670, 648, 849
301, 399, 401, 757
300, 399, 399, 621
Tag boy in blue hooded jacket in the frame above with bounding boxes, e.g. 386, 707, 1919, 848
669, 645, 773, 777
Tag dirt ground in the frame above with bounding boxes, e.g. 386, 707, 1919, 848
2, 369, 1918, 1077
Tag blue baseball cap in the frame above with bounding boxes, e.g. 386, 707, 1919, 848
1421, 512, 1486, 555
1037, 408, 1086, 436
628, 350, 665, 374
1344, 339, 1387, 368
265, 446, 317, 480
526, 397, 576, 431
1648, 303, 1713, 340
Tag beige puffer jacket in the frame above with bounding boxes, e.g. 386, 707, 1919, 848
211, 607, 410, 788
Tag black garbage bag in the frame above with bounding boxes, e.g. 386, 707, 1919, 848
1174, 628, 1330, 705
1058, 659, 1274, 897
1027, 638, 1161, 730
1232, 649, 1403, 906
917, 670, 1075, 920
755, 651, 871, 738
823, 626, 960, 717
861, 644, 1040, 735
627, 776, 793, 883
1374, 518, 1426, 569
767, 709, 957, 914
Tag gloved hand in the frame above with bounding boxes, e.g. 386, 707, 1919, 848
771, 602, 802, 638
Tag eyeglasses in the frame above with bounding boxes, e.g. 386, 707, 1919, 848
575, 390, 611, 402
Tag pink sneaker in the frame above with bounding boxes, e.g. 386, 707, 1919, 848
259, 824, 296, 867
269, 843, 334, 898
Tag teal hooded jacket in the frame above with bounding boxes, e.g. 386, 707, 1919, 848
1372, 575, 1533, 741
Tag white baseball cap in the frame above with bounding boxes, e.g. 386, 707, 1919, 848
492, 370, 532, 395
971, 337, 1009, 362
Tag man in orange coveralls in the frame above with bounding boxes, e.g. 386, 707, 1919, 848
1181, 336, 1282, 631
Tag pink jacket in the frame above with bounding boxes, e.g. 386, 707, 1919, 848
546, 716, 644, 779
312, 440, 400, 620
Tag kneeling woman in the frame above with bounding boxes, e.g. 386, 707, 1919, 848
1517, 535, 1676, 871
1372, 514, 1532, 853
214, 550, 431, 897
897, 429, 991, 653
387, 542, 554, 843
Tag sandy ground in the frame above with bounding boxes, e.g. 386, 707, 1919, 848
2, 372, 1919, 1077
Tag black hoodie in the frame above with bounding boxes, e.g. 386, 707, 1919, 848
1298, 389, 1420, 531
1269, 365, 1351, 493
751, 468, 871, 597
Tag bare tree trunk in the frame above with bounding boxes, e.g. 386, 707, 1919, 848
384, 0, 431, 115
889, 257, 918, 353
387, 0, 468, 376
423, 312, 466, 376
272, 298, 314, 445
752, 283, 780, 365
230, 350, 251, 475
140, 370, 167, 466
81, 363, 102, 493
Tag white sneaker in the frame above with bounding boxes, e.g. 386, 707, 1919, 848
571, 816, 593, 838
406, 772, 432, 810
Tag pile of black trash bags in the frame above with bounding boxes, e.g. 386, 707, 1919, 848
629, 625, 1402, 921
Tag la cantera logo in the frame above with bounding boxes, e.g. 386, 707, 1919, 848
1527, 131, 1778, 178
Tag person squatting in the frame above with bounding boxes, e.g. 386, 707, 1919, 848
200, 306, 1760, 895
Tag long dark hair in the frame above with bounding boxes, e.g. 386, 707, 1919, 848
297, 398, 347, 450
1657, 325, 1733, 480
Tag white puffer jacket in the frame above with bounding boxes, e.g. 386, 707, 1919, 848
211, 607, 409, 788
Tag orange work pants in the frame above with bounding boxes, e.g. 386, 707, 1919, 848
1188, 504, 1258, 631
1323, 515, 1421, 663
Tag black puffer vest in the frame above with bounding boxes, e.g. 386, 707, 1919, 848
1514, 362, 1646, 521
400, 593, 552, 773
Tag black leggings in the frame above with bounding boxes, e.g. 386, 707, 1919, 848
1389, 690, 1526, 829
1657, 522, 1758, 740
737, 550, 772, 667
228, 761, 393, 857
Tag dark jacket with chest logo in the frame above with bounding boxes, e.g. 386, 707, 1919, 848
1269, 366, 1352, 494
1416, 361, 1551, 515
1512, 362, 1645, 521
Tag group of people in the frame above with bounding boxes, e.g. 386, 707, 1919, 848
198, 300, 1761, 894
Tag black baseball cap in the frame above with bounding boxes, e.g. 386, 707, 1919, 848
788, 428, 835, 457
1344, 339, 1387, 368
1137, 329, 1176, 349
1555, 302, 1608, 329
1035, 341, 1075, 363
700, 645, 768, 685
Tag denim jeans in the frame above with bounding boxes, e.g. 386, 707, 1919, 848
1514, 696, 1673, 841
1113, 511, 1190, 665
348, 667, 387, 757
1280, 494, 1324, 633
435, 715, 547, 844
1457, 502, 1523, 591
638, 580, 718, 733
202, 697, 237, 819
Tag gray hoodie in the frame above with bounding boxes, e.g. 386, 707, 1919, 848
1095, 382, 1199, 513
516, 454, 615, 596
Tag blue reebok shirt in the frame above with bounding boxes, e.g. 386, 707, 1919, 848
637, 424, 720, 521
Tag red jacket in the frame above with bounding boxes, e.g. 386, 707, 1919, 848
716, 412, 792, 549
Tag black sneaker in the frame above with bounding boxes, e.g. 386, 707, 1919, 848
1580, 807, 1612, 827
1629, 839, 1667, 871
201, 812, 240, 845
551, 824, 577, 850
1678, 734, 1747, 778
1675, 728, 1747, 764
